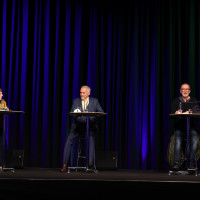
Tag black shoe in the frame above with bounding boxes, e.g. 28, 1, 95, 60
172, 164, 180, 171
60, 164, 68, 172
88, 164, 95, 170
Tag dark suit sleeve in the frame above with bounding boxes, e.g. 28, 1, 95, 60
70, 100, 75, 112
88, 99, 104, 128
192, 98, 200, 113
171, 98, 178, 113
70, 99, 79, 112
95, 99, 104, 112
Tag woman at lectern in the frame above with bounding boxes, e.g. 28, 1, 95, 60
0, 88, 9, 168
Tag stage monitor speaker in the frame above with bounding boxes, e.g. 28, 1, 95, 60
95, 151, 118, 170
7, 149, 24, 169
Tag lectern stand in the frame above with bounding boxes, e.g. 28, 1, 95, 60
68, 112, 106, 173
0, 110, 24, 172
169, 113, 200, 176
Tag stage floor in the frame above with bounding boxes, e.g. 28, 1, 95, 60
0, 168, 199, 196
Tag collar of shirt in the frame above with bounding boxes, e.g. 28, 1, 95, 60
179, 96, 191, 103
82, 97, 89, 111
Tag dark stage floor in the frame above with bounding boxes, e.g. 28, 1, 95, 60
0, 168, 199, 196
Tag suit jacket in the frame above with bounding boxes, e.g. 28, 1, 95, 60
70, 97, 104, 131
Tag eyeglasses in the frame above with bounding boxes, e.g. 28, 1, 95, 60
181, 88, 190, 91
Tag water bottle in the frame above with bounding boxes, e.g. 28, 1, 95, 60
178, 102, 182, 114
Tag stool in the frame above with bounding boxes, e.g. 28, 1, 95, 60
68, 136, 97, 173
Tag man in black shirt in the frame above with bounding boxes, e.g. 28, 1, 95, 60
171, 83, 199, 170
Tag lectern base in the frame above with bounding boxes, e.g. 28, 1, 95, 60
168, 169, 198, 176
0, 167, 15, 172
168, 170, 189, 175
68, 166, 98, 173
188, 168, 198, 176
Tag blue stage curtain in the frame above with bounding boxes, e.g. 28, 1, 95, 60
1, 0, 200, 170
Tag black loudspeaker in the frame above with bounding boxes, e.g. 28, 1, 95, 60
7, 149, 24, 169
95, 151, 118, 170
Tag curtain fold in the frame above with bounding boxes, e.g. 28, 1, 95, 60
0, 0, 200, 169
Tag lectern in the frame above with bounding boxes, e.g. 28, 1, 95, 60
169, 113, 200, 175
68, 112, 107, 172
0, 110, 24, 172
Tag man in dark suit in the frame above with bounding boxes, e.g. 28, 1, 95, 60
61, 86, 104, 172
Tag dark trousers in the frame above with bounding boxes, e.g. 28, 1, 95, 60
63, 130, 95, 165
174, 128, 198, 166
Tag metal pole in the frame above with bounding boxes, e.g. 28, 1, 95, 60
86, 115, 89, 170
2, 114, 7, 169
187, 116, 190, 169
